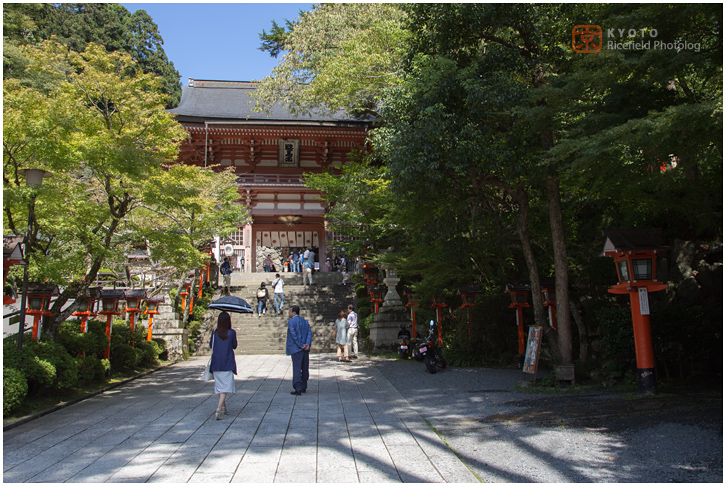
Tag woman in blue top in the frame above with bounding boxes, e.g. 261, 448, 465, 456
210, 311, 237, 419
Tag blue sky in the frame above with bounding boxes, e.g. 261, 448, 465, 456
122, 3, 313, 86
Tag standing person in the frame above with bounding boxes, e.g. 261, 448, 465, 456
286, 305, 312, 395
297, 250, 304, 273
220, 257, 232, 294
302, 258, 314, 286
340, 256, 347, 272
293, 250, 300, 272
334, 310, 350, 362
210, 311, 237, 419
307, 247, 316, 267
271, 273, 285, 314
303, 248, 310, 263
287, 253, 294, 273
256, 282, 269, 317
263, 254, 273, 273
346, 304, 359, 359
326, 257, 331, 272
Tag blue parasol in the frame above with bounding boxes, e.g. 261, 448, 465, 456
208, 295, 253, 314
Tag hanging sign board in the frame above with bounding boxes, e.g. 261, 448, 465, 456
523, 326, 543, 376
638, 287, 650, 315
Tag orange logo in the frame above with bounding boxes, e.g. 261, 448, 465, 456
572, 25, 602, 53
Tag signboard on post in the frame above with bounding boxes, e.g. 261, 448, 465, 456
523, 326, 543, 380
638, 287, 650, 315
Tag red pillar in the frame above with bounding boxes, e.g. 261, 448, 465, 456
104, 315, 113, 359
516, 307, 526, 355
629, 291, 656, 393
31, 315, 42, 340
146, 314, 155, 341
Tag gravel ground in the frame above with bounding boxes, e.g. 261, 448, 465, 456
372, 357, 722, 483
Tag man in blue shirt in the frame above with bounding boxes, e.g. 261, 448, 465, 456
286, 305, 312, 395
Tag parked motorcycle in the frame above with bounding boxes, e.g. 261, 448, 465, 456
397, 324, 412, 359
418, 320, 447, 374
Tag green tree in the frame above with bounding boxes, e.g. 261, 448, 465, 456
305, 160, 400, 258
255, 3, 409, 118
3, 3, 181, 107
134, 164, 250, 324
3, 41, 187, 336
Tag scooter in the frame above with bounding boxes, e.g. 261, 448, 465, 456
397, 324, 412, 359
418, 320, 447, 374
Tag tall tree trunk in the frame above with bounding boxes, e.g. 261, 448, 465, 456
510, 183, 561, 362
569, 299, 589, 363
546, 175, 572, 366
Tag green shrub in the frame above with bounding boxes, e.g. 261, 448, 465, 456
133, 347, 145, 367
84, 320, 111, 358
187, 320, 201, 341
76, 355, 106, 383
136, 340, 160, 368
25, 340, 79, 390
110, 343, 138, 370
58, 321, 85, 356
153, 338, 168, 361
596, 306, 635, 365
3, 367, 28, 415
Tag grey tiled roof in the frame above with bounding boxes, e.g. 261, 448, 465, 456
168, 79, 367, 123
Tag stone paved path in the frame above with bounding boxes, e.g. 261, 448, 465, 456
3, 355, 477, 483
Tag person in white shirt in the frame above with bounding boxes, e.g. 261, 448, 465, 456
271, 273, 285, 314
346, 304, 359, 358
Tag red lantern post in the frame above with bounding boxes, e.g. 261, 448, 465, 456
98, 290, 124, 359
198, 268, 205, 299
144, 295, 164, 341
458, 285, 481, 344
506, 283, 531, 360
72, 286, 101, 333
25, 284, 58, 340
369, 285, 384, 314
124, 289, 147, 346
179, 279, 192, 315
403, 287, 420, 338
431, 295, 447, 347
602, 229, 667, 394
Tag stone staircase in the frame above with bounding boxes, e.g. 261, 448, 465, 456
195, 271, 357, 355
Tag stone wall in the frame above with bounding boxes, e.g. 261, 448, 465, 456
146, 285, 188, 360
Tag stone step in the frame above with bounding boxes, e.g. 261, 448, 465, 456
194, 282, 357, 355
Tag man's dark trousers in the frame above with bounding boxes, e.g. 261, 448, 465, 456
291, 349, 309, 392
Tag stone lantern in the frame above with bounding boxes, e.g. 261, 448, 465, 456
506, 282, 531, 363
457, 285, 481, 343
602, 229, 667, 394
98, 290, 124, 359
25, 283, 58, 340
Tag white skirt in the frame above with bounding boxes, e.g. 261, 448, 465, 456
213, 371, 235, 394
